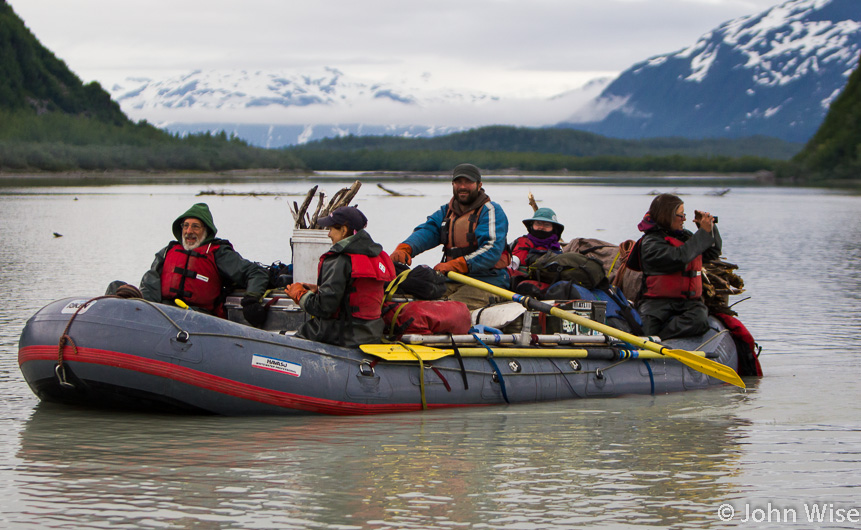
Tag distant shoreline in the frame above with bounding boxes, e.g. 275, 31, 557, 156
0, 169, 774, 187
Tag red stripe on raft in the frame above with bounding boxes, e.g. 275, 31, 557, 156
18, 345, 477, 415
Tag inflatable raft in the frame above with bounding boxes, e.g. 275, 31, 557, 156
17, 290, 745, 415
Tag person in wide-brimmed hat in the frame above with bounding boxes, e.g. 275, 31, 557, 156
508, 207, 565, 273
285, 206, 395, 347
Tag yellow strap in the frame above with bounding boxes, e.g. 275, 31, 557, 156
388, 302, 411, 337
607, 251, 621, 278
383, 270, 411, 303
400, 342, 427, 410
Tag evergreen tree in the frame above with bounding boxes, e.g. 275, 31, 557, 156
789, 55, 861, 180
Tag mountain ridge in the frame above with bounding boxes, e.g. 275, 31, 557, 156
561, 0, 861, 142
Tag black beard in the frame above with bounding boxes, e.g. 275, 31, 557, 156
456, 188, 480, 205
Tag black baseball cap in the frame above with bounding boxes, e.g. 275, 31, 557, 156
317, 206, 368, 231
452, 163, 481, 183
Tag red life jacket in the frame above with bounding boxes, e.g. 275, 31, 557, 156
439, 200, 510, 269
317, 250, 396, 321
510, 235, 559, 270
161, 241, 224, 315
643, 236, 703, 299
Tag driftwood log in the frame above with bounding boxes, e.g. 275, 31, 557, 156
289, 181, 363, 229
528, 192, 539, 212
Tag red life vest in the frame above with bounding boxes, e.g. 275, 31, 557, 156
439, 200, 510, 269
317, 250, 396, 321
161, 241, 224, 314
510, 235, 559, 270
643, 236, 703, 299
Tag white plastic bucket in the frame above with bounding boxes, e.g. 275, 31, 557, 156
290, 229, 332, 284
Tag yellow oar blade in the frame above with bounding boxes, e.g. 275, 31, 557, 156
359, 344, 449, 361
663, 348, 746, 388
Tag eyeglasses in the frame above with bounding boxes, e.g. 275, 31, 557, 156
675, 213, 686, 220
181, 222, 205, 231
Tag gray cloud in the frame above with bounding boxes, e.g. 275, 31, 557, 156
9, 0, 781, 93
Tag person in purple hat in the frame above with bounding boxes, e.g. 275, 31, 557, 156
285, 206, 396, 347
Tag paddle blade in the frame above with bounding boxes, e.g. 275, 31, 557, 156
664, 348, 746, 389
359, 344, 449, 361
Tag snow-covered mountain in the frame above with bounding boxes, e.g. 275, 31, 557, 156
108, 0, 858, 146
110, 67, 500, 118
108, 68, 610, 147
562, 0, 861, 142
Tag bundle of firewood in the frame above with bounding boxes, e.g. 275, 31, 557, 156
289, 181, 362, 229
702, 259, 746, 315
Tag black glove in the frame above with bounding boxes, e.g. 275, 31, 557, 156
241, 295, 268, 328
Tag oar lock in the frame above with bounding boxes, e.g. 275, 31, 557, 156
491, 361, 522, 382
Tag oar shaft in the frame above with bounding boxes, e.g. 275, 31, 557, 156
446, 272, 745, 389
448, 271, 673, 354
448, 348, 706, 360
399, 333, 613, 345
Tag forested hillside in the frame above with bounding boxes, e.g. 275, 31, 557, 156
0, 1, 303, 172
295, 126, 800, 159
0, 1, 126, 124
285, 126, 797, 173
785, 55, 861, 181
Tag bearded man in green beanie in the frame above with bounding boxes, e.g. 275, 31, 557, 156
136, 203, 269, 326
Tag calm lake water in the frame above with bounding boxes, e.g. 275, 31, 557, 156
1, 176, 859, 529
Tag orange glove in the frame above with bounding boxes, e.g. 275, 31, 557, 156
390, 243, 413, 265
433, 257, 468, 275
285, 283, 309, 304
303, 283, 319, 293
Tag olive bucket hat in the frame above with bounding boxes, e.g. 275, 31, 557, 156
523, 207, 564, 236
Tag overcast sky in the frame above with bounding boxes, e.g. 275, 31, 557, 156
9, 0, 784, 98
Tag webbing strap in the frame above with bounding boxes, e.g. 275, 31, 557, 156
448, 334, 469, 390
388, 302, 410, 337
383, 270, 410, 303
608, 250, 621, 277
399, 342, 427, 410
644, 360, 655, 395
472, 334, 509, 404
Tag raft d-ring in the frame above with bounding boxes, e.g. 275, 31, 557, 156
176, 330, 190, 343
595, 368, 604, 380
507, 360, 522, 373
54, 364, 75, 389
359, 360, 375, 377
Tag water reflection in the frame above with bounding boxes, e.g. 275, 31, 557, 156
3, 182, 861, 529
15, 388, 756, 529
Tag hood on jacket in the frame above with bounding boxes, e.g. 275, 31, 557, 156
172, 203, 218, 241
330, 229, 383, 257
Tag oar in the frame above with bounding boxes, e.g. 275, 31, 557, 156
360, 343, 707, 362
445, 271, 745, 388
